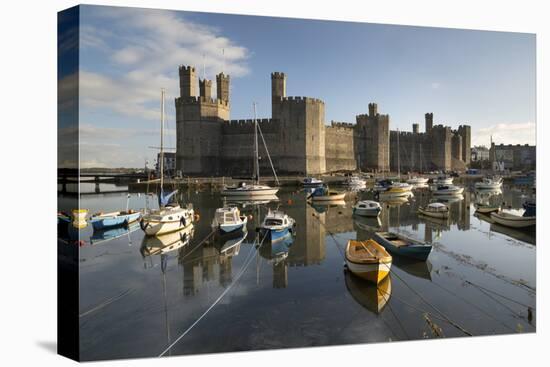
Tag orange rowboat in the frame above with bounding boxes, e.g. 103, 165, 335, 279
345, 239, 392, 284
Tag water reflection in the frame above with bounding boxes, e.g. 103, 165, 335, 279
91, 221, 141, 246
345, 271, 392, 314
392, 257, 433, 281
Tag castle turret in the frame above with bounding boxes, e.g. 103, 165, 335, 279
179, 65, 197, 98
412, 123, 419, 134
199, 78, 212, 99
425, 113, 433, 133
271, 72, 287, 99
458, 125, 471, 165
216, 72, 230, 103
368, 103, 378, 116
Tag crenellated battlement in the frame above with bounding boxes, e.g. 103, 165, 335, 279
328, 121, 354, 130
223, 118, 281, 134
179, 65, 196, 72
279, 96, 325, 105
356, 113, 389, 120
271, 72, 286, 79
176, 96, 230, 107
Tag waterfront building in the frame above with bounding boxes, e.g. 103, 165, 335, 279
489, 143, 536, 171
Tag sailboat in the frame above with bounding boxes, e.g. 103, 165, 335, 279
140, 89, 195, 236
222, 103, 279, 197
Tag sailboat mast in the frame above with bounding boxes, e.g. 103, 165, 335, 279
160, 88, 165, 190
253, 102, 260, 184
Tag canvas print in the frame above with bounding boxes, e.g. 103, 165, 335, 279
58, 5, 536, 361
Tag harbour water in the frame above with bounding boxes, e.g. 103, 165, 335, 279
63, 181, 536, 361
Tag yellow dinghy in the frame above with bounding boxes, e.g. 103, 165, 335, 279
345, 239, 392, 284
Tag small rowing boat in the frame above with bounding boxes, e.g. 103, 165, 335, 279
490, 211, 536, 229
345, 239, 392, 284
373, 231, 432, 261
475, 203, 500, 214
417, 202, 449, 219
89, 210, 141, 230
308, 185, 346, 202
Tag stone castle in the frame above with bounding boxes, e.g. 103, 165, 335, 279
175, 65, 471, 176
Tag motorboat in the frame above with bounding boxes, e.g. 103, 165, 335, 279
211, 205, 248, 233
417, 202, 449, 219
373, 232, 432, 261
345, 239, 392, 284
302, 177, 324, 187
258, 209, 296, 243
89, 210, 141, 230
431, 184, 464, 196
475, 176, 503, 190
373, 179, 394, 192
353, 200, 382, 217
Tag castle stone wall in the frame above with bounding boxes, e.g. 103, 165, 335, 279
325, 122, 356, 172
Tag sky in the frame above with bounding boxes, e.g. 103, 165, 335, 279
65, 5, 536, 168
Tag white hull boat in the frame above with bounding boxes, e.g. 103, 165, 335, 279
418, 202, 449, 219
141, 204, 195, 236
221, 183, 279, 197
475, 177, 503, 190
353, 200, 382, 217
490, 211, 536, 228
212, 206, 248, 233
434, 177, 453, 185
431, 185, 464, 196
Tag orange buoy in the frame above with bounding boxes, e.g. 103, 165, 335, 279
287, 199, 293, 205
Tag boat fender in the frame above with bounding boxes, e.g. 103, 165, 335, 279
248, 214, 253, 220
194, 213, 200, 222
180, 216, 186, 227
139, 218, 148, 231
123, 219, 129, 228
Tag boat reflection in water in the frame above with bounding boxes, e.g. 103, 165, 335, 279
434, 194, 464, 204
344, 271, 392, 314
353, 215, 382, 233
216, 229, 248, 258
259, 232, 294, 288
392, 257, 433, 281
378, 194, 412, 208
90, 221, 141, 246
140, 224, 195, 257
226, 195, 279, 208
309, 200, 346, 214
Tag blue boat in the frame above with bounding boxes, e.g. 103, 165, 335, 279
373, 231, 432, 261
89, 210, 141, 230
211, 206, 248, 233
258, 210, 296, 243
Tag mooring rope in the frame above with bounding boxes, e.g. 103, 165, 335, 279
158, 230, 269, 357
310, 211, 472, 336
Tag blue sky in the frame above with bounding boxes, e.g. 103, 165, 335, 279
71, 5, 535, 168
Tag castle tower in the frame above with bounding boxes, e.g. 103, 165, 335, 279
368, 103, 378, 116
179, 65, 197, 98
458, 125, 471, 165
216, 72, 230, 103
425, 113, 433, 133
176, 65, 230, 176
355, 103, 390, 172
271, 72, 287, 99
199, 78, 212, 99
412, 123, 419, 134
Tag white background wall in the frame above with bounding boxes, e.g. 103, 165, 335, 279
0, 0, 547, 366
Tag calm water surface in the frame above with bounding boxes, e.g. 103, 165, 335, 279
63, 181, 536, 361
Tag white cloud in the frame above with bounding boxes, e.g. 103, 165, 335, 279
80, 7, 250, 122
473, 122, 536, 147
